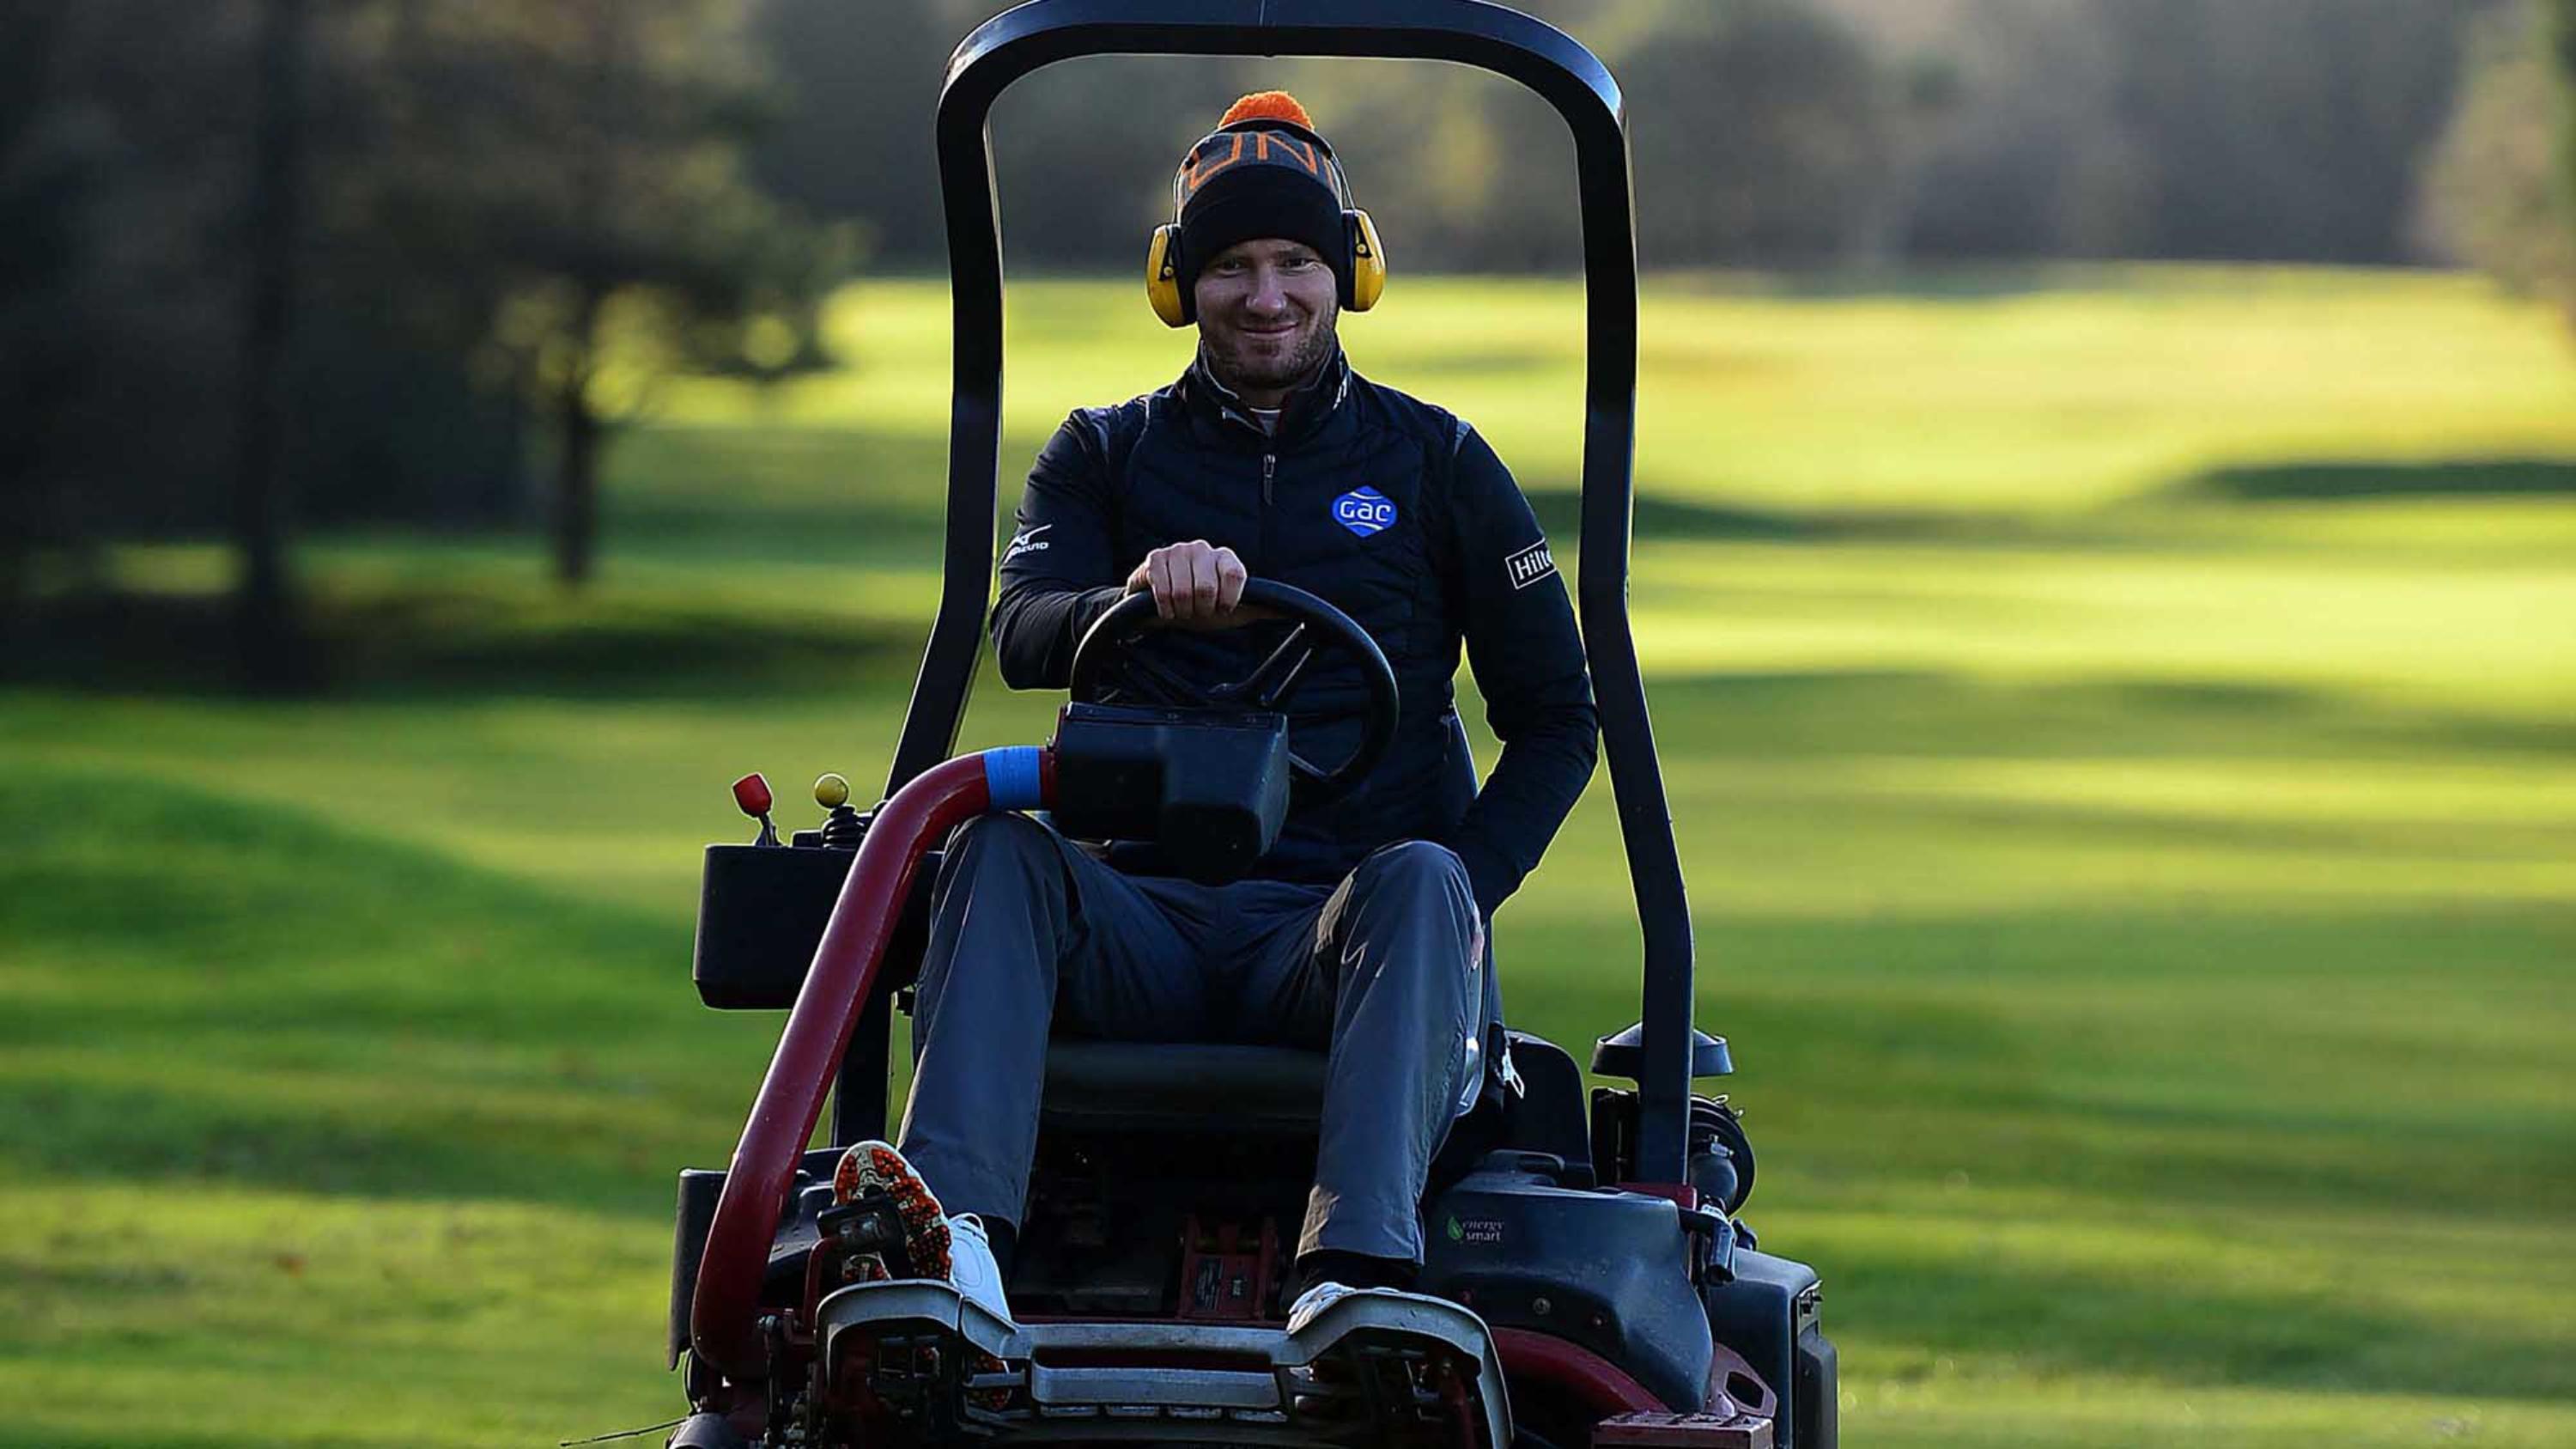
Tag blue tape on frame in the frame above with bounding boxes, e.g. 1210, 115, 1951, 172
982, 746, 1046, 812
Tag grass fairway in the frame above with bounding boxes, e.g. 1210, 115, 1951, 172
5, 267, 2575, 1448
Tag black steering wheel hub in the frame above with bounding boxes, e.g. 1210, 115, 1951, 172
1065, 578, 1400, 807
1047, 581, 1400, 883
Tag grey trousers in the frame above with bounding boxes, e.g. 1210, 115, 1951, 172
896, 813, 1485, 1263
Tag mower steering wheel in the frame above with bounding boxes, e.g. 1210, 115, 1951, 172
1066, 578, 1400, 806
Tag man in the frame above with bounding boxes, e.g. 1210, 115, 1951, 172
848, 92, 1597, 1330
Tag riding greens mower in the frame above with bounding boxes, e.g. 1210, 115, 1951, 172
659, 4, 1838, 1447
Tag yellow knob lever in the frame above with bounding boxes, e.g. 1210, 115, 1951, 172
813, 772, 851, 810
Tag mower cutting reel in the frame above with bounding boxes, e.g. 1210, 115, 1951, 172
661, 3, 1838, 1447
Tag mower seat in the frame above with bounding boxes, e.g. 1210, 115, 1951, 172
1041, 1039, 1327, 1135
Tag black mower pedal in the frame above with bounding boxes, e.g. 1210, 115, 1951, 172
817, 1194, 918, 1281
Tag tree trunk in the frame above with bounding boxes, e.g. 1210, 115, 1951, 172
551, 0, 617, 589
232, 0, 309, 692
2555, 1, 2576, 231
551, 362, 601, 588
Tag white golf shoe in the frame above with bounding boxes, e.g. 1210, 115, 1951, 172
1285, 1278, 1419, 1335
947, 1210, 1016, 1327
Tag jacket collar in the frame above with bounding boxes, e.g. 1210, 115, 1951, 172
1180, 344, 1352, 447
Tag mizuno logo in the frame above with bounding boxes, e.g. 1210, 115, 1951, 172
1003, 524, 1052, 563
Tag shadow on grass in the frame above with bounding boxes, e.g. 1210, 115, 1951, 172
1639, 668, 2576, 759
1828, 1233, 2576, 1402
3, 586, 922, 701
0, 764, 765, 1217
2178, 456, 2576, 503
1651, 263, 2204, 301
1525, 490, 1980, 544
612, 501, 949, 555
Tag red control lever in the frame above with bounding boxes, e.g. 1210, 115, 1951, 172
732, 773, 781, 848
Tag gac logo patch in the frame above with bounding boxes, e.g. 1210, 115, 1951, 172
1505, 539, 1558, 589
1332, 485, 1397, 538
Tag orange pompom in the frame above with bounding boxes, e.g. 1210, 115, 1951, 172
1218, 90, 1315, 131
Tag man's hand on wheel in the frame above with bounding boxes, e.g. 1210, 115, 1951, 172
1127, 540, 1274, 630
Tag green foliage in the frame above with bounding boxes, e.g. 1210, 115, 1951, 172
4, 268, 2576, 1446
306, 0, 864, 582
1619, 0, 1890, 266
1893, 0, 2486, 261
0, 5, 107, 596
1, 2, 255, 557
307, 0, 855, 383
0, 0, 854, 602
2555, 0, 2576, 263
753, 1, 2492, 271
2422, 1, 2576, 320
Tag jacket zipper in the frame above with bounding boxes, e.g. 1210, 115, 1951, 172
1259, 451, 1276, 568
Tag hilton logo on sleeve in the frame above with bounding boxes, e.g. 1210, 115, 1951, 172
1505, 539, 1558, 589
1331, 486, 1397, 538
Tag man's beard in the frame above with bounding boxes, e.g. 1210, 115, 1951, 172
1206, 313, 1338, 394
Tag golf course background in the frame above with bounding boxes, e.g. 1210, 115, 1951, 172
5, 266, 2574, 1447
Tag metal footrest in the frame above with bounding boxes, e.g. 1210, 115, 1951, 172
1595, 1410, 1773, 1449
814, 1282, 1510, 1449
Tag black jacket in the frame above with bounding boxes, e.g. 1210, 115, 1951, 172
991, 349, 1598, 916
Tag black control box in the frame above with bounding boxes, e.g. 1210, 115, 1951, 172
691, 842, 855, 1008
1048, 702, 1291, 883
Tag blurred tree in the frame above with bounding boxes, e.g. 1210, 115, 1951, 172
1893, 0, 2124, 258
744, 0, 938, 252
749, 0, 1027, 268
232, 0, 311, 691
1, 0, 252, 658
2115, 0, 2480, 262
3, 0, 854, 628
2421, 0, 2576, 324
748, 0, 1893, 274
1894, 0, 2491, 262
10, 0, 2543, 674
787, 0, 2482, 271
0, 4, 105, 638
1617, 0, 1891, 267
317, 0, 857, 585
2557, 0, 2576, 289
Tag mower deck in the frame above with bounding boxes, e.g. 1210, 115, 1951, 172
817, 1280, 1510, 1449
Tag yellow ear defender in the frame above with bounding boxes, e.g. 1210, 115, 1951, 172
1145, 223, 1188, 327
1346, 209, 1386, 313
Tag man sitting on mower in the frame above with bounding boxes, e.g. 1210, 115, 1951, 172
853, 91, 1597, 1331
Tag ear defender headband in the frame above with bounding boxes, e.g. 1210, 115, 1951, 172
1146, 92, 1385, 328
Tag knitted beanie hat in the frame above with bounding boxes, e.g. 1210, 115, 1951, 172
1173, 92, 1351, 301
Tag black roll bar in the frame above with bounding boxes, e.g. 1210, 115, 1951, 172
884, 0, 1697, 1184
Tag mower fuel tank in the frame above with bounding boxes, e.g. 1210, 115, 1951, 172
1048, 702, 1291, 883
1420, 1153, 1715, 1412
667, 1169, 725, 1368
1706, 1250, 1838, 1449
